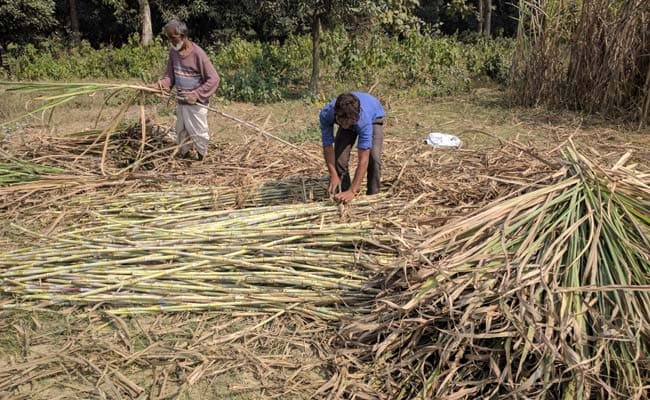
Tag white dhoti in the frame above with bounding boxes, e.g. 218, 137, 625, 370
176, 104, 210, 157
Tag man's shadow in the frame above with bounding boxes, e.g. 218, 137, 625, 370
240, 176, 330, 208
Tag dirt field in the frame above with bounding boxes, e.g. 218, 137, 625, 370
1, 87, 648, 399
3, 87, 647, 153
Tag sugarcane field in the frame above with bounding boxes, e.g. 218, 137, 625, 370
0, 2, 649, 400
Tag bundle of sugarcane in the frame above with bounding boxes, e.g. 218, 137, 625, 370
0, 152, 114, 216
328, 145, 650, 399
2, 123, 178, 175
0, 173, 145, 217
0, 198, 400, 320
73, 177, 329, 216
0, 81, 157, 123
37, 124, 178, 172
1, 81, 323, 174
0, 81, 174, 177
0, 155, 64, 185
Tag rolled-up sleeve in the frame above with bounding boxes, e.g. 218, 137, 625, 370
357, 123, 373, 149
319, 103, 336, 147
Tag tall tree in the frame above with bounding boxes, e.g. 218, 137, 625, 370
478, 0, 483, 33
261, 0, 363, 94
483, 0, 492, 37
262, 0, 420, 94
101, 0, 153, 46
138, 0, 152, 46
69, 0, 80, 44
309, 10, 321, 93
473, 0, 493, 36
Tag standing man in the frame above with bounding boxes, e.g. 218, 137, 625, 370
151, 19, 220, 160
319, 92, 385, 203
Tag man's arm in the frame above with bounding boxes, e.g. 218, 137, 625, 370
335, 148, 369, 202
319, 104, 341, 194
323, 145, 341, 194
194, 50, 220, 103
323, 145, 338, 178
334, 121, 373, 202
319, 104, 336, 147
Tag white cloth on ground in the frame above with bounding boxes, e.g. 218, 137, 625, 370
425, 132, 462, 148
176, 104, 210, 156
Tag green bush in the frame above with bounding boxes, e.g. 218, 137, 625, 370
320, 30, 512, 96
285, 126, 321, 143
7, 36, 168, 81
5, 31, 514, 102
213, 40, 299, 102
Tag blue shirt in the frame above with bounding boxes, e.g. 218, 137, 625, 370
319, 92, 385, 150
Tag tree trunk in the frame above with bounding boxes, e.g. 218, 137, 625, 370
484, 0, 492, 37
478, 0, 484, 34
309, 12, 321, 94
640, 58, 650, 129
138, 0, 153, 47
69, 0, 80, 45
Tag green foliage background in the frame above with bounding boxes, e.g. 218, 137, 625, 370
2, 30, 513, 103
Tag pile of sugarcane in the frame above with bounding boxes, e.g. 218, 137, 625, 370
0, 198, 401, 320
43, 124, 179, 173
0, 155, 64, 185
0, 81, 159, 119
323, 145, 650, 399
3, 124, 181, 175
0, 81, 185, 175
75, 177, 329, 215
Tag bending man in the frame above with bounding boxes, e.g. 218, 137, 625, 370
319, 92, 385, 203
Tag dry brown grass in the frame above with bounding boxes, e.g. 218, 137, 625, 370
1, 88, 648, 399
0, 310, 326, 399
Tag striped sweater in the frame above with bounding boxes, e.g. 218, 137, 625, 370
159, 42, 220, 104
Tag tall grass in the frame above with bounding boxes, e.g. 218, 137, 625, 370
512, 0, 650, 127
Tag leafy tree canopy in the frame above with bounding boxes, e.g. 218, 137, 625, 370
3, 0, 519, 47
0, 0, 58, 44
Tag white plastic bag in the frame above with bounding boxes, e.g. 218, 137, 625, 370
425, 132, 462, 148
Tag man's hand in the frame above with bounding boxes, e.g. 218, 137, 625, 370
184, 92, 198, 105
328, 175, 342, 195
147, 81, 162, 90
147, 81, 170, 96
334, 190, 356, 203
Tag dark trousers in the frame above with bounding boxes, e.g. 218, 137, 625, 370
335, 118, 384, 195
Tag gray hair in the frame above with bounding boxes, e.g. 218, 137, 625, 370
164, 19, 189, 37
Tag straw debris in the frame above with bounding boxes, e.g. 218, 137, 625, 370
322, 145, 650, 399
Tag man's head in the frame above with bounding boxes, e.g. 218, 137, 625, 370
164, 19, 189, 51
334, 92, 360, 129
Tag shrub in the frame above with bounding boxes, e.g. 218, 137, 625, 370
7, 36, 167, 81
214, 40, 294, 103
5, 32, 514, 101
